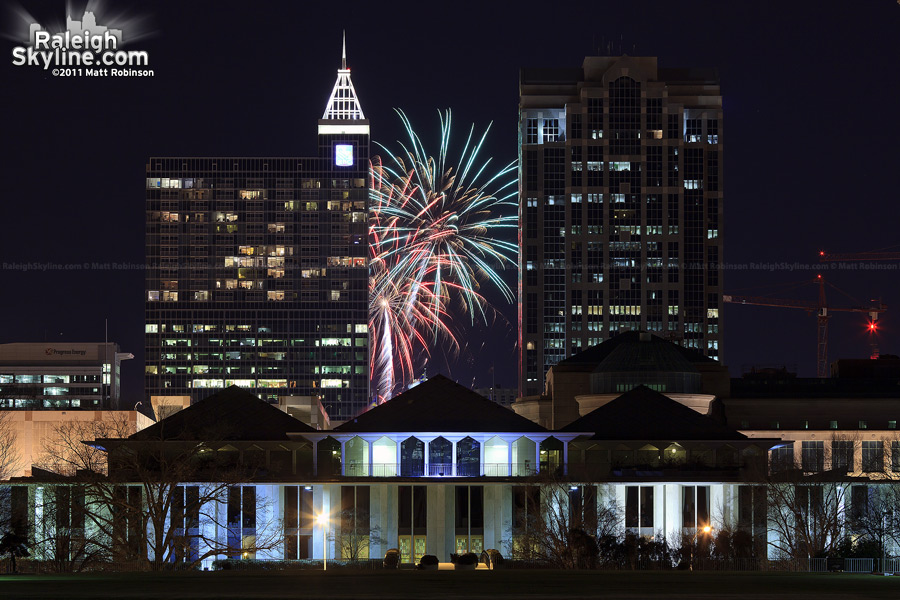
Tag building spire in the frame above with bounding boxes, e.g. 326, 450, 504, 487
322, 32, 365, 121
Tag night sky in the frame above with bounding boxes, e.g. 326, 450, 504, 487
2, 1, 899, 407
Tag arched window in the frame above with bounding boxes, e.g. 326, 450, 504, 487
429, 437, 452, 476
512, 437, 536, 476
373, 436, 397, 476
345, 436, 369, 476
636, 444, 660, 468
663, 443, 686, 464
401, 437, 425, 477
457, 437, 481, 477
484, 436, 509, 476
317, 437, 341, 477
539, 437, 564, 474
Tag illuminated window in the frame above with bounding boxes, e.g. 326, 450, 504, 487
542, 118, 559, 143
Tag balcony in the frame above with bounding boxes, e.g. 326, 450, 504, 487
338, 462, 535, 478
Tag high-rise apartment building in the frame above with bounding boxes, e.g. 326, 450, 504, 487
145, 44, 370, 421
518, 56, 723, 397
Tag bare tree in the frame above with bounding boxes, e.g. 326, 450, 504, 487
508, 477, 620, 568
765, 468, 849, 559
38, 415, 284, 571
331, 507, 386, 561
846, 482, 900, 558
0, 411, 21, 482
29, 482, 106, 572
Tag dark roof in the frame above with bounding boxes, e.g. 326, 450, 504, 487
335, 375, 547, 433
557, 332, 716, 371
130, 386, 315, 441
593, 338, 699, 375
560, 385, 746, 441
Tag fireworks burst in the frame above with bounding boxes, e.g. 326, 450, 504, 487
369, 109, 517, 402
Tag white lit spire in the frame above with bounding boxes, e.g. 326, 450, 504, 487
322, 31, 366, 121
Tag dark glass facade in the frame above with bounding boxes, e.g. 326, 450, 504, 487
146, 105, 370, 420
518, 57, 724, 396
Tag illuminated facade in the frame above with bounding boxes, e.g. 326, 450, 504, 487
518, 56, 724, 396
0, 342, 130, 410
145, 46, 370, 420
5, 372, 900, 567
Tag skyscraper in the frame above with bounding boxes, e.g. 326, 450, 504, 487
518, 56, 723, 397
145, 41, 370, 421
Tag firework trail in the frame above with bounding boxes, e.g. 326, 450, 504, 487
369, 109, 517, 402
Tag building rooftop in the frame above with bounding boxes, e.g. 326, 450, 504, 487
557, 332, 716, 372
561, 385, 746, 441
129, 386, 315, 441
336, 375, 547, 433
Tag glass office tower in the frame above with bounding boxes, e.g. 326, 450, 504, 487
518, 56, 724, 397
146, 47, 370, 421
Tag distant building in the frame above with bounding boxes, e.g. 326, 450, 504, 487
519, 56, 724, 397
473, 386, 518, 408
144, 41, 370, 420
0, 342, 132, 410
1, 409, 151, 478
514, 331, 729, 429
514, 332, 900, 485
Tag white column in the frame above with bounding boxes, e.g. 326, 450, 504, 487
710, 485, 726, 529
563, 440, 569, 476
339, 440, 346, 476
311, 440, 318, 476
479, 437, 486, 476
664, 484, 681, 545
452, 440, 458, 477
507, 438, 514, 477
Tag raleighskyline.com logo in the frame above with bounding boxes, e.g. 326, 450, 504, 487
10, 10, 152, 76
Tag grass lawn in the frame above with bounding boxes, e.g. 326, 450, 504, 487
0, 569, 897, 599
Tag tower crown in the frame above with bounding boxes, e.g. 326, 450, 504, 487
322, 31, 366, 121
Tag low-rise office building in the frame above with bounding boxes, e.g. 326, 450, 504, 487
0, 342, 132, 410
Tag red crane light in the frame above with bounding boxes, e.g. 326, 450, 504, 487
868, 321, 878, 332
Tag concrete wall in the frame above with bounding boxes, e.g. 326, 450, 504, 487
2, 410, 152, 478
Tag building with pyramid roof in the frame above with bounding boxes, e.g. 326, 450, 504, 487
144, 37, 370, 421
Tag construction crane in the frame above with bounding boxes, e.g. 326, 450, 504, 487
819, 247, 900, 262
723, 275, 886, 378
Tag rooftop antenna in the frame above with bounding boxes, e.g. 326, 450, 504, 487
341, 29, 346, 70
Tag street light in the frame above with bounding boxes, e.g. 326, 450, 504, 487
316, 513, 328, 571
689, 525, 712, 571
